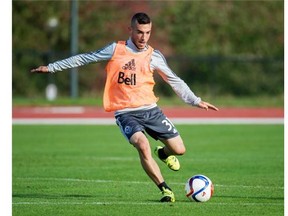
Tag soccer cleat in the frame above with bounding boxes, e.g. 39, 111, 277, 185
160, 187, 175, 202
154, 146, 180, 171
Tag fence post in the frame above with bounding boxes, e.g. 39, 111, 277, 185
70, 0, 78, 98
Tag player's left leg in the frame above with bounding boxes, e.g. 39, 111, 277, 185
144, 107, 185, 171
154, 135, 185, 171
160, 135, 186, 156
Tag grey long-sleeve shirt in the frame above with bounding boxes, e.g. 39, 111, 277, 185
47, 38, 201, 111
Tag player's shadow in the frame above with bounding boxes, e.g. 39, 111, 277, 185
147, 194, 284, 203
213, 195, 284, 201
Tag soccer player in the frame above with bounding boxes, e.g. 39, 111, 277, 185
31, 12, 219, 202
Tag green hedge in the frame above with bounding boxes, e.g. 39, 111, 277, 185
12, 1, 284, 98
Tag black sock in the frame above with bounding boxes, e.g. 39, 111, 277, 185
158, 148, 168, 160
158, 182, 172, 191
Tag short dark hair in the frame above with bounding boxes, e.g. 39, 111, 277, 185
131, 13, 151, 27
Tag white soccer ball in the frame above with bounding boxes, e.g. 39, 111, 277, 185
185, 174, 214, 202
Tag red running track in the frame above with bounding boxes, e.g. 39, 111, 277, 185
12, 106, 284, 119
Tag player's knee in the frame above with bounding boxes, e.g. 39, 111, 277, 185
138, 141, 150, 154
169, 143, 186, 155
130, 134, 150, 155
176, 145, 186, 155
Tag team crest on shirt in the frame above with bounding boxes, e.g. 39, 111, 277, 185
124, 126, 132, 134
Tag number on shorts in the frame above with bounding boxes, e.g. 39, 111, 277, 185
162, 118, 175, 131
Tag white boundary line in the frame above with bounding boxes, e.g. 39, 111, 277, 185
15, 177, 284, 190
12, 201, 283, 206
12, 117, 284, 125
13, 177, 284, 206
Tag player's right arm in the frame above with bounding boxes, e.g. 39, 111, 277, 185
30, 66, 49, 73
30, 42, 116, 73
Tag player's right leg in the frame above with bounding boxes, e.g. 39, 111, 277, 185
115, 112, 175, 202
130, 131, 165, 185
130, 131, 175, 202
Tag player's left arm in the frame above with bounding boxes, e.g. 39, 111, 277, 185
197, 101, 219, 111
151, 50, 218, 111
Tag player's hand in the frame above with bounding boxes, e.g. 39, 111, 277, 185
197, 101, 219, 111
30, 66, 49, 73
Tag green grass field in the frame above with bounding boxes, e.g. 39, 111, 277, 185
12, 124, 284, 216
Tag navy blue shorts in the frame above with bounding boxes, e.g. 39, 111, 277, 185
115, 106, 179, 141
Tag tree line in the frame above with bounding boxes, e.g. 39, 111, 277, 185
12, 1, 284, 98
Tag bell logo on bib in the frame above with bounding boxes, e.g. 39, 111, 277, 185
117, 72, 136, 85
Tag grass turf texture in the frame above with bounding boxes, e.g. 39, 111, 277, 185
12, 125, 284, 216
12, 94, 284, 108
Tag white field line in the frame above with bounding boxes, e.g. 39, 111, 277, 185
12, 117, 284, 125
33, 106, 85, 114
13, 177, 283, 206
12, 201, 283, 206
14, 177, 284, 190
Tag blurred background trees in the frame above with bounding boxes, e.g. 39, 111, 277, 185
12, 1, 284, 102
